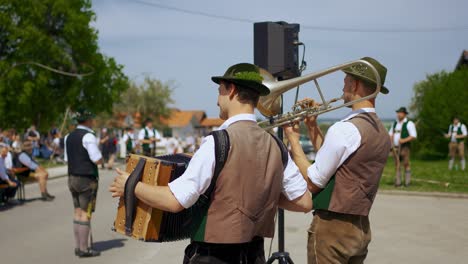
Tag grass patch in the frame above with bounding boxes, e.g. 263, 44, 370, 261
380, 157, 468, 193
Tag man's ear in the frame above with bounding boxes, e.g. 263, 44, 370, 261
227, 83, 237, 100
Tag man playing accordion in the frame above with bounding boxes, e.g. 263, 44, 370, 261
110, 63, 312, 263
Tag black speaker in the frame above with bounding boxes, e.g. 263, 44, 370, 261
254, 21, 300, 80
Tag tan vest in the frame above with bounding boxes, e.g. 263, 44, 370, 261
330, 112, 391, 216
203, 121, 284, 243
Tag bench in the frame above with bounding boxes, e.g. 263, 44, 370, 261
11, 167, 34, 201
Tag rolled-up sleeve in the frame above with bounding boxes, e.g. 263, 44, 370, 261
18, 153, 38, 170
307, 122, 361, 188
82, 133, 102, 163
168, 136, 215, 208
282, 154, 308, 200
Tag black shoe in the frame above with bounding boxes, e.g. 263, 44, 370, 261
46, 193, 55, 199
77, 249, 100, 258
41, 194, 54, 201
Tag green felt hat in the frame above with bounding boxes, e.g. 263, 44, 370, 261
342, 57, 389, 94
211, 63, 270, 96
395, 107, 408, 114
73, 107, 95, 122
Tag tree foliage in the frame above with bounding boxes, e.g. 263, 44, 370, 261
0, 0, 128, 131
410, 67, 468, 159
113, 76, 175, 124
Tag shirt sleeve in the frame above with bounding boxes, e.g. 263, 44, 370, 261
138, 129, 145, 141
168, 136, 215, 208
307, 122, 361, 188
462, 125, 468, 136
407, 121, 417, 138
82, 133, 103, 163
18, 153, 38, 170
154, 129, 162, 140
282, 154, 308, 200
388, 123, 394, 136
5, 152, 12, 170
0, 159, 9, 181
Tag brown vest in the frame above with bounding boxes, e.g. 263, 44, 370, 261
329, 112, 391, 216
203, 121, 284, 243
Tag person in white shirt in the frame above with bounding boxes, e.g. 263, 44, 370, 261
64, 108, 102, 258
388, 106, 417, 186
284, 57, 391, 264
122, 127, 135, 155
445, 116, 467, 170
164, 136, 180, 155
138, 118, 161, 157
110, 63, 311, 263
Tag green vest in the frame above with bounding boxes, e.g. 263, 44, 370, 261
126, 134, 133, 152
142, 128, 155, 152
449, 124, 465, 143
393, 120, 411, 147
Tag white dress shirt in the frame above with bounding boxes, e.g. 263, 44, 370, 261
168, 113, 308, 209
138, 127, 162, 149
448, 123, 467, 142
307, 108, 377, 188
64, 125, 102, 163
388, 117, 417, 146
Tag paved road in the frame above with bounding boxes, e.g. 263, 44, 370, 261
1, 166, 467, 263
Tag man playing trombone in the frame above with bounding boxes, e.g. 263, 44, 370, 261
284, 57, 391, 264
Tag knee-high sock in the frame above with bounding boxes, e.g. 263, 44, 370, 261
461, 159, 466, 171
73, 220, 81, 249
405, 170, 411, 186
77, 220, 91, 251
449, 159, 454, 170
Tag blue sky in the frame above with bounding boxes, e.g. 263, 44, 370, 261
92, 0, 467, 120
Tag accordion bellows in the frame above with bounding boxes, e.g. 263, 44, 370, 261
113, 154, 192, 242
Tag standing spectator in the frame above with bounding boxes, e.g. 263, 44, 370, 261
13, 140, 55, 201
26, 125, 41, 157
99, 128, 117, 170
445, 116, 467, 170
138, 118, 161, 157
185, 135, 196, 153
389, 107, 417, 187
0, 146, 19, 202
164, 136, 180, 155
11, 132, 22, 153
64, 108, 102, 257
122, 127, 135, 155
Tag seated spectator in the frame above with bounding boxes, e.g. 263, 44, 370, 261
0, 146, 19, 202
13, 140, 55, 201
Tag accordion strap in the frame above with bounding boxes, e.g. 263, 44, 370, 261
124, 158, 147, 236
198, 130, 230, 205
269, 133, 289, 170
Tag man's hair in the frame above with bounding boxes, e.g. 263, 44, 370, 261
349, 75, 377, 96
231, 83, 260, 106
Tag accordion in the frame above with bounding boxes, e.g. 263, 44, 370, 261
112, 153, 193, 242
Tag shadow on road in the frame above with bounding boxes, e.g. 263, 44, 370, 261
93, 238, 128, 252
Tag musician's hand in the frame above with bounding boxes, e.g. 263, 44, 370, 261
109, 168, 130, 198
283, 122, 301, 143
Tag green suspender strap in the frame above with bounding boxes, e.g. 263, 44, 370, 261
191, 130, 230, 241
142, 128, 150, 152
457, 125, 464, 143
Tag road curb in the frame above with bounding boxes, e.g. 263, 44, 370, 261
379, 189, 468, 199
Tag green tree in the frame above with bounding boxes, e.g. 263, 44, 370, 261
0, 0, 128, 131
410, 67, 468, 159
113, 76, 175, 125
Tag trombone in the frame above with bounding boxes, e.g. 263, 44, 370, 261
257, 59, 381, 130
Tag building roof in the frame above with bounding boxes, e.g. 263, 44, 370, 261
455, 50, 468, 70
160, 109, 206, 128
200, 118, 224, 127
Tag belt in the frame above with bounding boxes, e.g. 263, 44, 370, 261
191, 237, 264, 255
